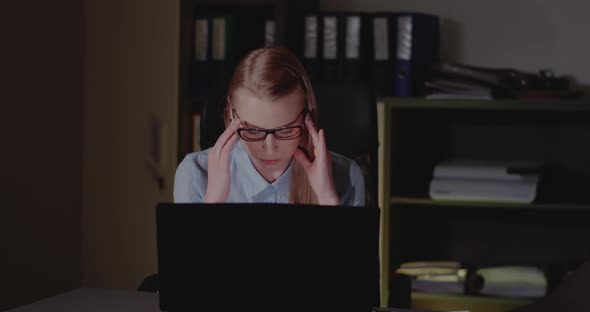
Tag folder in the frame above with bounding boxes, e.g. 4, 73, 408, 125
209, 15, 232, 98
393, 12, 440, 97
189, 16, 211, 97
340, 12, 371, 83
264, 19, 276, 47
189, 6, 274, 100
302, 13, 321, 83
370, 13, 397, 96
320, 12, 341, 82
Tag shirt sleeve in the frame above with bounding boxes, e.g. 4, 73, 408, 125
173, 154, 206, 203
333, 152, 366, 207
344, 161, 366, 207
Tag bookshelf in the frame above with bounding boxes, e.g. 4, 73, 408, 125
391, 196, 590, 211
377, 96, 590, 310
411, 292, 533, 312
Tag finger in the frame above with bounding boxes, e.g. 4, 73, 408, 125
213, 119, 239, 148
213, 119, 239, 156
219, 130, 239, 161
305, 114, 320, 147
317, 129, 328, 156
293, 147, 312, 168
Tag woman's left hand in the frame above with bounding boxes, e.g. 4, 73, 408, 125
293, 114, 340, 205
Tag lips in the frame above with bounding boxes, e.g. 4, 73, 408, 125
261, 159, 279, 165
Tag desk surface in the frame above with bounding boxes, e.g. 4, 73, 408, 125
8, 288, 159, 312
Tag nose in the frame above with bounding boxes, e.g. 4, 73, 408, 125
262, 133, 278, 152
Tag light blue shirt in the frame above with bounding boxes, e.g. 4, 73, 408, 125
173, 140, 365, 206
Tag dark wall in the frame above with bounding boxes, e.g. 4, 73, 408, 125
0, 0, 84, 309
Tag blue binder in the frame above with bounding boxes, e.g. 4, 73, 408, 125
393, 12, 440, 97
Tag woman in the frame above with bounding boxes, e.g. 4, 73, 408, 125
174, 47, 365, 206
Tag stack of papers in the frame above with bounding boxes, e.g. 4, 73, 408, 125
429, 160, 541, 204
395, 261, 467, 295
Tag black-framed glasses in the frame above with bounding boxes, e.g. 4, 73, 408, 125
233, 109, 307, 141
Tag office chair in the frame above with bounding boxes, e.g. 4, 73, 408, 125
313, 81, 378, 208
137, 273, 159, 292
199, 95, 226, 152
198, 82, 379, 207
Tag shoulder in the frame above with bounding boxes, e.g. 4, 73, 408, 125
173, 149, 213, 203
329, 151, 366, 206
329, 151, 363, 182
177, 149, 211, 173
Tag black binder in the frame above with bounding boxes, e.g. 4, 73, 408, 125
189, 14, 211, 97
339, 12, 372, 83
189, 5, 274, 100
392, 12, 440, 97
319, 12, 341, 82
302, 13, 322, 83
370, 12, 397, 96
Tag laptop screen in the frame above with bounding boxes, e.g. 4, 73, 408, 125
156, 203, 380, 311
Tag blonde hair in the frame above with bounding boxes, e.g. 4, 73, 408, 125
224, 47, 319, 204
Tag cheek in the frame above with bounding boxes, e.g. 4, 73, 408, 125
241, 141, 262, 156
278, 139, 301, 156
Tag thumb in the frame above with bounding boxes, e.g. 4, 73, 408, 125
293, 147, 312, 168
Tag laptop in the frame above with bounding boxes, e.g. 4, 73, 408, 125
156, 203, 380, 312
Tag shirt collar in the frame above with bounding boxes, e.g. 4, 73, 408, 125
233, 141, 292, 201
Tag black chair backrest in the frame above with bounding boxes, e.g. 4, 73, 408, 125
314, 82, 378, 208
200, 82, 379, 207
199, 95, 226, 151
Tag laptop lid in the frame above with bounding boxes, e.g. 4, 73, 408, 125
156, 203, 380, 311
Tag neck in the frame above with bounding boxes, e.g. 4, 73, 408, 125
253, 159, 291, 183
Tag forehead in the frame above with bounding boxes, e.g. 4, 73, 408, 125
232, 88, 305, 129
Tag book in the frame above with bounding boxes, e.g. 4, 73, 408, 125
425, 93, 493, 100
400, 260, 461, 270
396, 261, 465, 289
411, 279, 465, 295
395, 261, 468, 296
425, 78, 493, 100
397, 267, 461, 276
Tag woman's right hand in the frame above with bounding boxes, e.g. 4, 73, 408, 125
204, 118, 240, 203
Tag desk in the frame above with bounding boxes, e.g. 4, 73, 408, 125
7, 288, 159, 312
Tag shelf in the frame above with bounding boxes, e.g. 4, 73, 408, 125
391, 196, 590, 211
377, 97, 590, 112
411, 292, 533, 312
